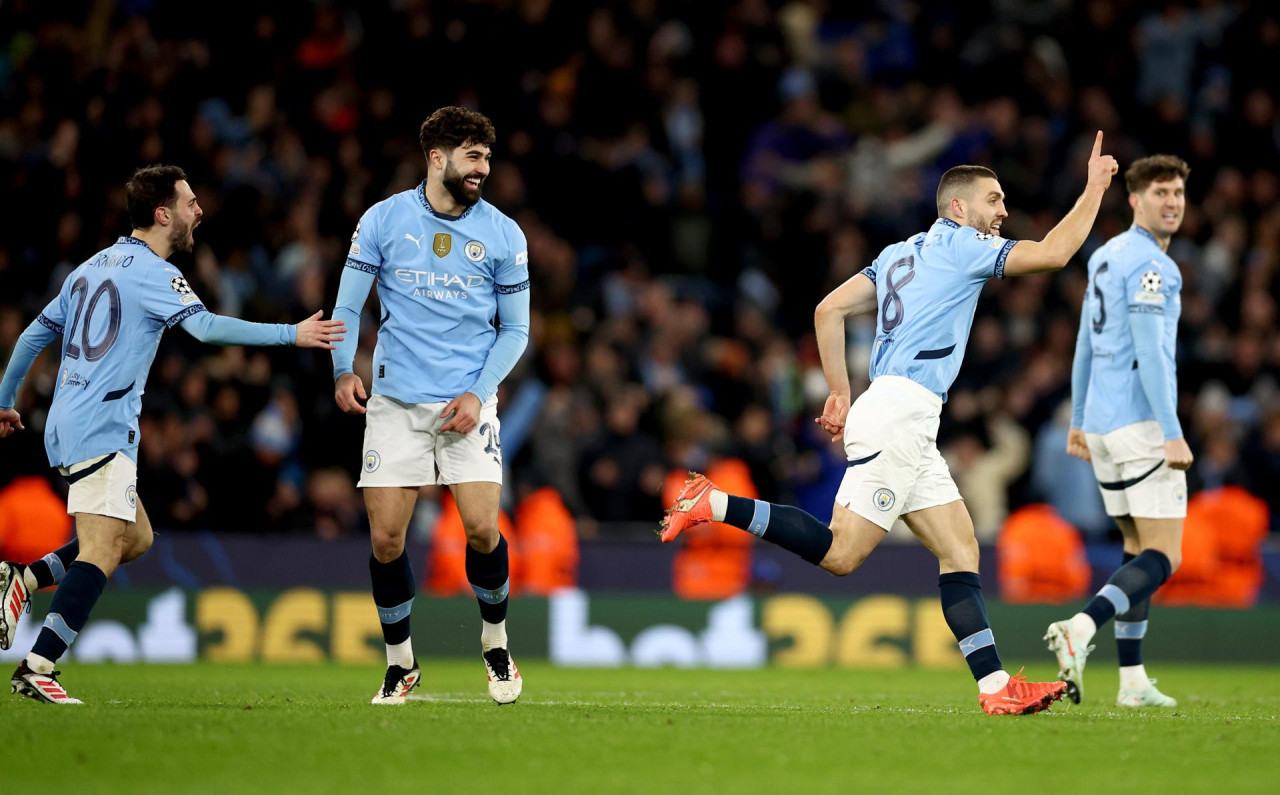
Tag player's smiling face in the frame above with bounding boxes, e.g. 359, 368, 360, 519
167, 179, 202, 254
962, 177, 1009, 235
441, 142, 491, 207
1131, 176, 1185, 239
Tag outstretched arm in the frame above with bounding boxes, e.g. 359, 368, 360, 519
180, 310, 342, 348
1003, 131, 1119, 276
813, 271, 877, 440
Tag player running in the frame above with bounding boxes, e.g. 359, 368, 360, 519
1046, 155, 1192, 708
0, 165, 344, 703
331, 107, 530, 705
663, 132, 1119, 714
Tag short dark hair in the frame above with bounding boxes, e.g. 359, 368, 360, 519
126, 165, 188, 230
936, 165, 998, 217
1125, 154, 1190, 194
419, 106, 496, 159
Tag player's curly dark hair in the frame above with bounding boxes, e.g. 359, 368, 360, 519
1125, 155, 1190, 194
419, 107, 496, 158
125, 165, 188, 230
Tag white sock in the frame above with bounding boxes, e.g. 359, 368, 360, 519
1119, 664, 1150, 691
482, 619, 508, 652
709, 490, 728, 522
978, 669, 1011, 695
26, 653, 56, 675
1068, 613, 1097, 646
385, 639, 414, 669
23, 566, 39, 593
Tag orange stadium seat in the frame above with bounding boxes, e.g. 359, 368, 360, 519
996, 504, 1091, 604
0, 477, 73, 575
1156, 486, 1269, 608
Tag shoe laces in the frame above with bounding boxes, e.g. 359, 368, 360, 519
484, 648, 512, 681
381, 665, 410, 697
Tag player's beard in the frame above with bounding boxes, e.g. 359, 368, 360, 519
442, 161, 483, 207
169, 216, 195, 254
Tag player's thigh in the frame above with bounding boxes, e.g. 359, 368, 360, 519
436, 396, 503, 487
450, 481, 503, 551
357, 395, 438, 488
834, 378, 935, 533
121, 497, 155, 564
1100, 421, 1187, 523
901, 499, 979, 575
822, 501, 889, 576
1086, 431, 1130, 518
1114, 515, 1140, 553
72, 511, 129, 576
1133, 516, 1185, 572
59, 452, 138, 524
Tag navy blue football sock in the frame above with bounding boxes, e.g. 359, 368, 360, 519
723, 496, 833, 566
466, 535, 510, 625
369, 552, 415, 645
1114, 551, 1151, 667
27, 538, 80, 590
1083, 549, 1172, 629
29, 561, 107, 664
939, 572, 1003, 681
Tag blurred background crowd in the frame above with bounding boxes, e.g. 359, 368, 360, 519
1, 0, 1278, 546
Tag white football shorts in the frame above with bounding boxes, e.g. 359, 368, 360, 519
834, 375, 962, 531
58, 452, 138, 522
358, 393, 503, 488
1086, 420, 1187, 519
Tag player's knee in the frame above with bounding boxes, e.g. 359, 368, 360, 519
937, 535, 980, 573
822, 547, 870, 577
370, 530, 406, 563
122, 526, 154, 563
464, 522, 500, 552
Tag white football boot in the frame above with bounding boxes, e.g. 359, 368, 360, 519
483, 648, 522, 704
0, 562, 32, 651
1117, 678, 1178, 708
371, 661, 421, 705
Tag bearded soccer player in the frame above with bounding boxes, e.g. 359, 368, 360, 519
0, 165, 344, 703
663, 132, 1120, 714
1046, 155, 1193, 708
331, 107, 530, 705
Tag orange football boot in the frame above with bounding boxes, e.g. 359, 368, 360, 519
978, 669, 1068, 715
659, 472, 717, 542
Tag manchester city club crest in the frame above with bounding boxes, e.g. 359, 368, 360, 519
465, 240, 486, 261
873, 488, 896, 511
364, 450, 381, 472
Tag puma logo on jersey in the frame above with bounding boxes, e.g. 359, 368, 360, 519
404, 233, 425, 249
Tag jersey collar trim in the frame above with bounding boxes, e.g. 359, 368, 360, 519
935, 217, 960, 229
1129, 224, 1159, 246
117, 235, 157, 254
417, 181, 474, 222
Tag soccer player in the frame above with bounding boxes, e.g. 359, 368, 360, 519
0, 165, 345, 703
331, 107, 530, 705
663, 132, 1120, 715
1047, 155, 1192, 708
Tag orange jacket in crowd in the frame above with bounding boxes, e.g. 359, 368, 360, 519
0, 476, 73, 569
996, 503, 1091, 604
425, 488, 579, 597
1157, 486, 1268, 608
665, 459, 757, 601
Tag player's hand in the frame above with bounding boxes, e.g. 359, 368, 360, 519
814, 392, 849, 443
335, 373, 368, 415
1086, 130, 1119, 191
295, 311, 346, 349
1165, 437, 1194, 471
1066, 428, 1091, 462
0, 408, 24, 438
439, 392, 482, 434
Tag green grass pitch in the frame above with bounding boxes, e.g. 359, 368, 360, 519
5, 662, 1276, 794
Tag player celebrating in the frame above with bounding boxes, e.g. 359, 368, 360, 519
1047, 155, 1192, 708
663, 132, 1119, 714
331, 107, 530, 705
0, 165, 344, 703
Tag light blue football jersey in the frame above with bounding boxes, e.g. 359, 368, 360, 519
861, 218, 1017, 400
1078, 225, 1182, 435
36, 236, 210, 467
342, 183, 529, 403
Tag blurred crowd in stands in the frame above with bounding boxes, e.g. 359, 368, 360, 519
2, 0, 1278, 549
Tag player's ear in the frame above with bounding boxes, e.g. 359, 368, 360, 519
1128, 193, 1138, 212
154, 205, 170, 227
